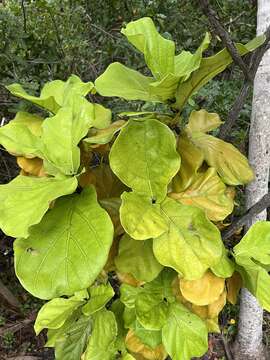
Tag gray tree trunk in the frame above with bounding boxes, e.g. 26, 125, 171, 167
234, 1, 270, 359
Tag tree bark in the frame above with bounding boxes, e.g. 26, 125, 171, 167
234, 1, 270, 359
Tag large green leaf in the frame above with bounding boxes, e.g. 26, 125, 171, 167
95, 63, 179, 102
121, 17, 175, 80
120, 192, 168, 240
234, 221, 270, 311
95, 62, 154, 101
34, 290, 88, 335
175, 35, 265, 110
162, 302, 208, 360
174, 33, 210, 80
115, 234, 163, 282
0, 175, 77, 238
0, 112, 43, 157
110, 118, 180, 202
14, 186, 114, 299
153, 197, 223, 280
84, 309, 118, 360
54, 313, 92, 360
170, 167, 234, 221
135, 270, 175, 330
41, 107, 81, 175
82, 283, 114, 316
190, 131, 254, 185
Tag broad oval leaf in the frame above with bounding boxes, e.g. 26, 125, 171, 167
110, 118, 180, 202
153, 198, 223, 280
132, 321, 163, 350
211, 248, 235, 278
14, 186, 114, 299
120, 192, 168, 240
190, 132, 254, 185
0, 175, 77, 238
115, 234, 163, 282
170, 167, 234, 221
84, 309, 118, 360
162, 302, 208, 360
179, 271, 225, 306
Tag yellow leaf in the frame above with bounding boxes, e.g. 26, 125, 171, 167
170, 167, 234, 221
172, 134, 204, 192
126, 330, 167, 360
17, 156, 45, 177
79, 164, 126, 199
207, 290, 226, 318
191, 304, 208, 319
186, 109, 223, 133
226, 272, 243, 305
189, 131, 254, 185
206, 317, 220, 333
180, 271, 225, 306
171, 277, 190, 306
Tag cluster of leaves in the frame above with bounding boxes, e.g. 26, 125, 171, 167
0, 17, 270, 360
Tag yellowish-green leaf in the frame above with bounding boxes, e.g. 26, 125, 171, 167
162, 302, 208, 360
84, 309, 118, 360
115, 234, 163, 282
190, 131, 254, 185
0, 112, 43, 158
174, 33, 210, 80
110, 118, 180, 202
34, 291, 88, 335
175, 35, 266, 110
14, 186, 114, 299
95, 62, 154, 101
170, 167, 234, 221
172, 134, 204, 192
135, 270, 175, 330
153, 198, 223, 280
233, 221, 270, 311
82, 283, 114, 316
120, 192, 168, 240
211, 248, 235, 278
186, 109, 223, 133
0, 175, 77, 238
121, 17, 175, 80
84, 120, 126, 145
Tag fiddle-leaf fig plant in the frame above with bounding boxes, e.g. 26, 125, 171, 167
0, 17, 269, 360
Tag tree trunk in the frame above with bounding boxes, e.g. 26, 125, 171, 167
234, 1, 270, 359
